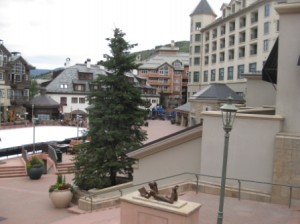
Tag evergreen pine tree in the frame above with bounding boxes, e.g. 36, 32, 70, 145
73, 28, 147, 190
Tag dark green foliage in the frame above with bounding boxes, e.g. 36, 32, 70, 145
49, 174, 73, 193
73, 28, 147, 190
30, 79, 39, 99
26, 155, 44, 169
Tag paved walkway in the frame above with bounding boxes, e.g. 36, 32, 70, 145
0, 120, 300, 223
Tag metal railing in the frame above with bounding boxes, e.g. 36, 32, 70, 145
81, 172, 300, 211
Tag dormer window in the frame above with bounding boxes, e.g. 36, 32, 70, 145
78, 72, 93, 80
74, 84, 85, 92
60, 84, 68, 89
158, 65, 169, 75
173, 61, 182, 69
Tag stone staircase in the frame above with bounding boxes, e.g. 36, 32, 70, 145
0, 165, 27, 178
56, 162, 75, 174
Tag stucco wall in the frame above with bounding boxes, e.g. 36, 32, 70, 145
244, 77, 276, 107
275, 4, 300, 133
200, 112, 283, 193
132, 136, 202, 186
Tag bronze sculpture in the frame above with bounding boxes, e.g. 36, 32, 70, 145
138, 181, 179, 204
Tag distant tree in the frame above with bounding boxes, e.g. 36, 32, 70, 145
159, 90, 166, 108
73, 28, 147, 190
30, 79, 39, 99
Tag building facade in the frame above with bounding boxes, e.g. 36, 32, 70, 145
0, 40, 34, 122
188, 0, 280, 99
137, 42, 189, 108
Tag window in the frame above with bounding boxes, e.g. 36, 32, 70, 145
264, 3, 270, 17
205, 32, 209, 41
239, 31, 246, 43
79, 98, 85, 104
249, 63, 257, 72
276, 20, 280, 31
220, 52, 225, 62
193, 72, 200, 82
229, 21, 235, 32
205, 44, 209, 53
250, 44, 257, 55
251, 11, 258, 23
194, 46, 201, 54
239, 47, 245, 58
194, 57, 200, 65
240, 16, 246, 28
212, 29, 217, 38
60, 97, 67, 105
251, 27, 258, 39
227, 66, 234, 80
12, 61, 25, 74
220, 25, 226, 35
212, 41, 217, 51
159, 65, 169, 75
173, 60, 182, 68
71, 97, 78, 103
263, 39, 269, 52
264, 22, 269, 34
238, 65, 244, 79
203, 71, 208, 82
229, 35, 235, 46
204, 56, 209, 65
60, 84, 68, 89
211, 69, 216, 81
195, 22, 201, 30
229, 49, 234, 60
211, 54, 216, 64
219, 68, 224, 81
74, 84, 85, 91
220, 38, 225, 49
0, 72, 3, 80
195, 34, 201, 42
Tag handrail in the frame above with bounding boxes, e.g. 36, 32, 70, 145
81, 172, 300, 211
47, 145, 57, 164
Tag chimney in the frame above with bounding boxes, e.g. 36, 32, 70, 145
86, 58, 91, 68
171, 40, 175, 48
64, 58, 70, 68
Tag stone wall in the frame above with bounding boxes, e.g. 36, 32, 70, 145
271, 133, 300, 206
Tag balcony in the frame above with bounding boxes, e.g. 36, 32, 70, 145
10, 96, 30, 105
148, 73, 171, 78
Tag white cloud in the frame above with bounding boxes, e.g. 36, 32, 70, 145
0, 0, 229, 69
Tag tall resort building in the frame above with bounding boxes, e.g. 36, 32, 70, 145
188, 0, 280, 99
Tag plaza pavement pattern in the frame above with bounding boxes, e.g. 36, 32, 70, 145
0, 120, 299, 223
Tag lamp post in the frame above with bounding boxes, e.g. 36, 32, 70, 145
76, 114, 82, 140
32, 117, 38, 154
217, 97, 237, 224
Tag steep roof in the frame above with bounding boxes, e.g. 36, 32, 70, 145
190, 83, 245, 102
190, 0, 217, 17
28, 89, 59, 108
138, 53, 189, 70
46, 64, 106, 94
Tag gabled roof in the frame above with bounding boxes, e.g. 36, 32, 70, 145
46, 64, 106, 94
190, 83, 245, 102
28, 89, 59, 108
175, 102, 191, 112
0, 43, 11, 57
190, 0, 217, 17
138, 53, 189, 70
10, 55, 35, 70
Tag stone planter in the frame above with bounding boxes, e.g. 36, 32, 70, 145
49, 190, 73, 208
27, 166, 44, 180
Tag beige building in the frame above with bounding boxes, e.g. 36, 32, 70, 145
128, 0, 300, 206
188, 0, 280, 100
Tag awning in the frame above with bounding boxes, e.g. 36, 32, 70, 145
262, 38, 278, 85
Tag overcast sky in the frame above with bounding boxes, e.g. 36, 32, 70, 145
0, 0, 229, 69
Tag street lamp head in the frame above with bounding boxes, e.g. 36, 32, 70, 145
220, 96, 238, 132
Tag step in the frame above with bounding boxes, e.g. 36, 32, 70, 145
0, 173, 27, 178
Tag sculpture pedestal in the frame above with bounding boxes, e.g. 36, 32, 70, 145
120, 191, 201, 224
